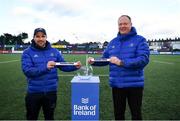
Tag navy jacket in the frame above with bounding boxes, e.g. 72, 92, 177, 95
21, 41, 78, 93
93, 27, 150, 88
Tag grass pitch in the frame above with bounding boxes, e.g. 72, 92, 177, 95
0, 54, 180, 120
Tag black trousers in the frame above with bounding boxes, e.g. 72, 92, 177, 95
112, 87, 143, 120
25, 91, 57, 120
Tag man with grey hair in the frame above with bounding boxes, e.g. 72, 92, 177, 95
88, 15, 149, 120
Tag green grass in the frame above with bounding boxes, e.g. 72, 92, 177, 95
0, 54, 180, 120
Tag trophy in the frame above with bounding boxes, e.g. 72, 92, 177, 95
77, 55, 93, 80
77, 65, 93, 80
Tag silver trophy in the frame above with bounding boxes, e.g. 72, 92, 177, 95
77, 55, 93, 80
77, 65, 93, 80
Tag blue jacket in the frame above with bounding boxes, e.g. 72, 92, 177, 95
21, 41, 78, 93
93, 27, 150, 88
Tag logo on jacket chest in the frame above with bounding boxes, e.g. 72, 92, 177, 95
33, 54, 39, 58
111, 45, 115, 49
111, 42, 134, 49
129, 43, 134, 47
50, 53, 54, 57
33, 53, 54, 58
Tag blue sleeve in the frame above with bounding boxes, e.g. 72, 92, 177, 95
21, 51, 49, 78
102, 44, 110, 59
56, 51, 78, 72
122, 38, 150, 68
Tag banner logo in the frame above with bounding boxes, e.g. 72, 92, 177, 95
73, 97, 96, 116
81, 98, 89, 104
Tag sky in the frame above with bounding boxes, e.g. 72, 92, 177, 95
0, 0, 180, 44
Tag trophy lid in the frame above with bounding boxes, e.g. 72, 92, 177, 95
55, 62, 78, 66
90, 58, 110, 62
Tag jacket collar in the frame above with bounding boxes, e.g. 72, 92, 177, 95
117, 27, 137, 41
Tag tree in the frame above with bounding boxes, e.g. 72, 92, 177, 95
0, 32, 28, 45
3, 33, 14, 45
21, 32, 28, 40
16, 33, 28, 45
0, 35, 5, 45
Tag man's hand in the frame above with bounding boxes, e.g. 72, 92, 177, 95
47, 61, 56, 70
75, 61, 82, 68
87, 57, 94, 64
110, 56, 123, 66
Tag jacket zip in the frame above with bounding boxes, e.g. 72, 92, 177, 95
42, 50, 47, 94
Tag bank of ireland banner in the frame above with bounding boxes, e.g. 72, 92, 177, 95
71, 76, 99, 120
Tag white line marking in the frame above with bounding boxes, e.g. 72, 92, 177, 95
153, 60, 174, 65
0, 59, 20, 64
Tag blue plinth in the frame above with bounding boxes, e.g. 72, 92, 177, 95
71, 76, 100, 120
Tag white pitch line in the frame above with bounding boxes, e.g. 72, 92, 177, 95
153, 60, 174, 65
0, 59, 20, 64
